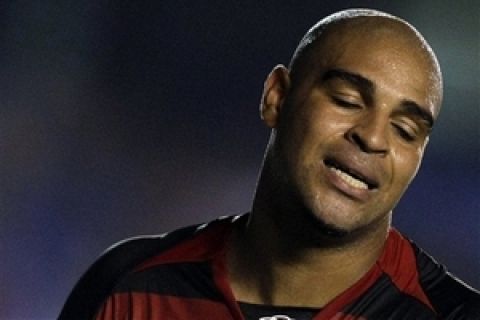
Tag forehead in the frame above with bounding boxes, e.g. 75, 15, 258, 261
305, 18, 443, 117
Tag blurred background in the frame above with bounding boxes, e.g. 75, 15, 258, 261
0, 0, 478, 318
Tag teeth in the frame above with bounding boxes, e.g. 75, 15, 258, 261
330, 167, 368, 190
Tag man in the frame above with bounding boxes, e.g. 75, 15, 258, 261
60, 9, 480, 320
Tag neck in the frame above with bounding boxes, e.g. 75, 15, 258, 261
227, 168, 390, 307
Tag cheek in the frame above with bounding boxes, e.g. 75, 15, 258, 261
391, 146, 424, 188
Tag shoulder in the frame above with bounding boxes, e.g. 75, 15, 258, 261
409, 240, 480, 319
59, 214, 243, 320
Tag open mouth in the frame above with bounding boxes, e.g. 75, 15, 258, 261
324, 158, 378, 190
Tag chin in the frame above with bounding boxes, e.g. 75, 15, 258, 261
291, 203, 355, 244
303, 199, 382, 244
310, 213, 352, 238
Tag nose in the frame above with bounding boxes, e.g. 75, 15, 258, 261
345, 112, 389, 155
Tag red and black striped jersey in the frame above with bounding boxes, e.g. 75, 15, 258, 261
60, 214, 480, 319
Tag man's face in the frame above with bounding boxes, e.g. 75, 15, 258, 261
270, 27, 442, 235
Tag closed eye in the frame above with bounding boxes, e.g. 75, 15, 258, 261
331, 96, 362, 109
392, 123, 416, 142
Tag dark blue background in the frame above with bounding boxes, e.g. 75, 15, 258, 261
1, 1, 478, 318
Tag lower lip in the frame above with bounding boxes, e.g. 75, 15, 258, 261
324, 165, 372, 201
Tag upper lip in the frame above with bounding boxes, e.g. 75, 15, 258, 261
324, 156, 380, 189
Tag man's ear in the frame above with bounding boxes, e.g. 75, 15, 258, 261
260, 65, 291, 128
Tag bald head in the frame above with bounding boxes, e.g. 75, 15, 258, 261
256, 9, 446, 239
288, 9, 443, 117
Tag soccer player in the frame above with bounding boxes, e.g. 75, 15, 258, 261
60, 8, 480, 320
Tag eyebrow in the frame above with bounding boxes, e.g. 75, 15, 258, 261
399, 100, 434, 130
322, 68, 434, 129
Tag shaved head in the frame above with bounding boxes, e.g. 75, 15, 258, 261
288, 9, 443, 116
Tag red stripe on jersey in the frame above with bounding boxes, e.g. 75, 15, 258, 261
378, 229, 434, 310
330, 313, 367, 320
313, 258, 383, 319
95, 292, 237, 320
212, 246, 245, 319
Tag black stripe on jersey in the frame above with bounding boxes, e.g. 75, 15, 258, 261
113, 261, 224, 301
411, 241, 480, 319
343, 273, 437, 319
